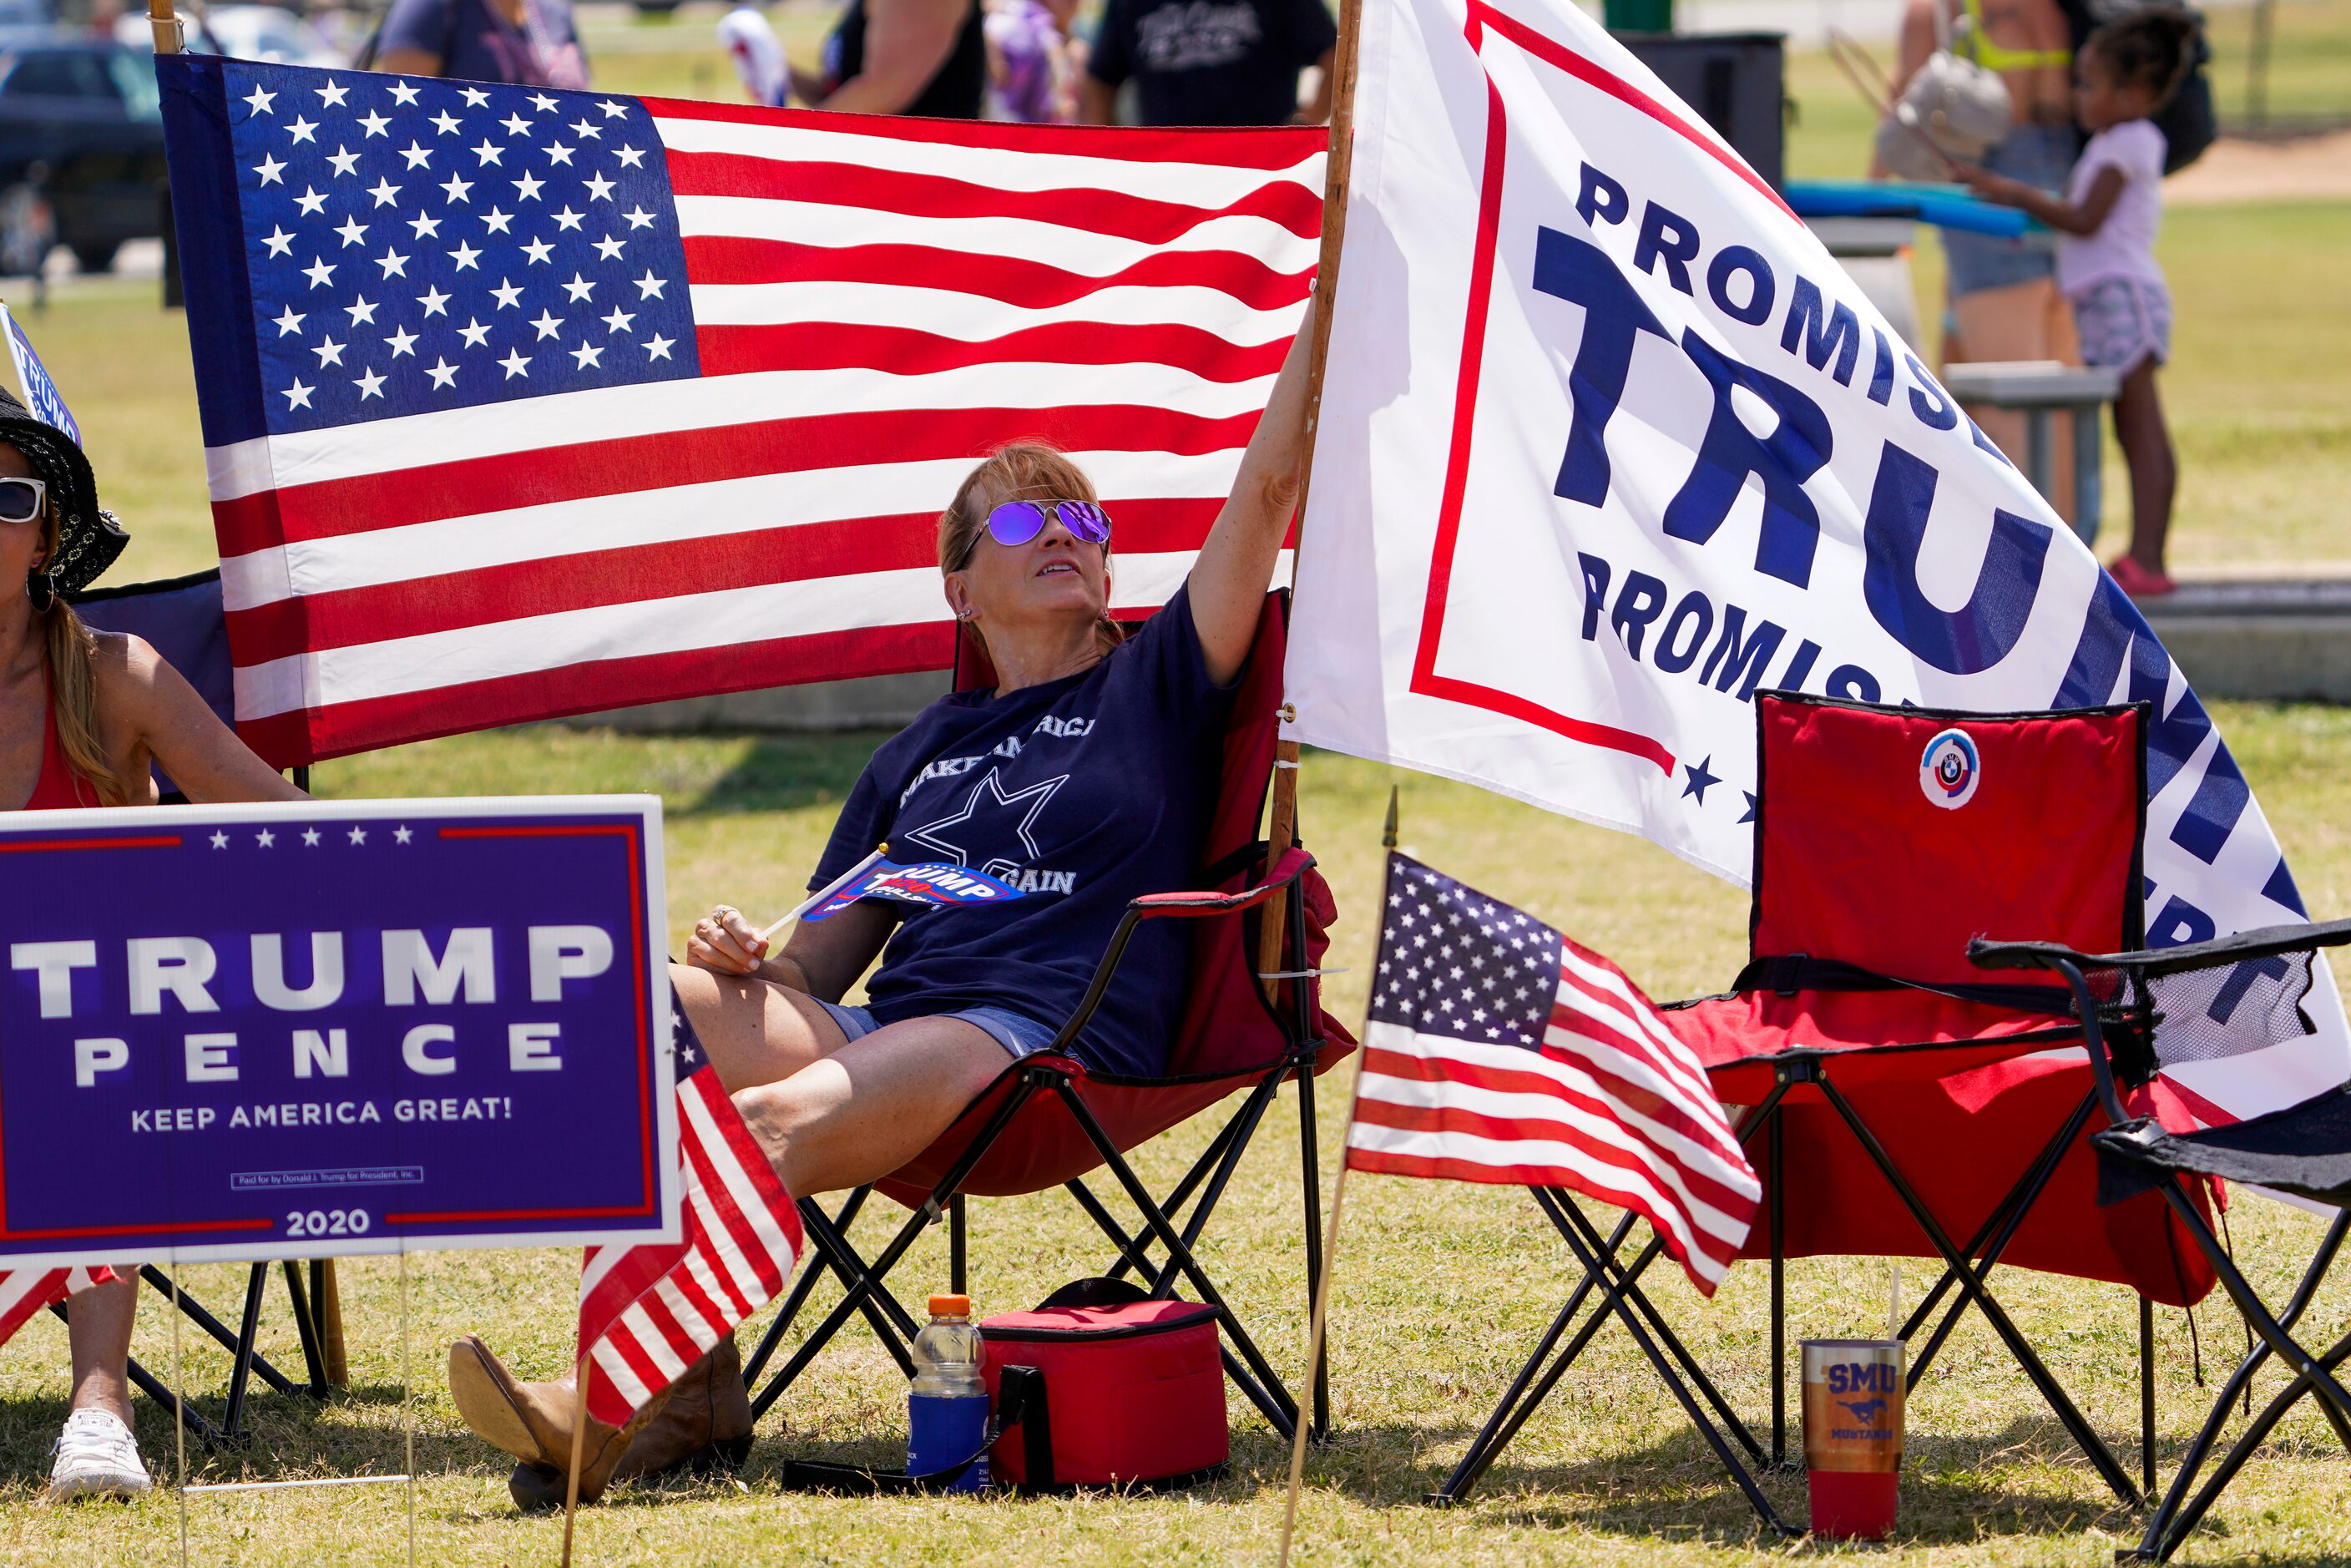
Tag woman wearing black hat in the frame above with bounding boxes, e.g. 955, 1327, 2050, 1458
0, 388, 305, 1498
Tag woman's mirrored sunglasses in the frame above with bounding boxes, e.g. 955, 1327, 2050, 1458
0, 478, 45, 526
983, 499, 1111, 551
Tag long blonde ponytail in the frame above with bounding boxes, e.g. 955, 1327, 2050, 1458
33, 502, 124, 806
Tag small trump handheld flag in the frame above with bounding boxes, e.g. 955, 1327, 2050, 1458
755, 848, 1029, 942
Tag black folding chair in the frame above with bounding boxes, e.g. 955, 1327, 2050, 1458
1974, 916, 2351, 1562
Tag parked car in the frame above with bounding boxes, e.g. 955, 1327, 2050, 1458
0, 40, 167, 273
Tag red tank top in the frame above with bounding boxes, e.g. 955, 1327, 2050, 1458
18, 695, 100, 811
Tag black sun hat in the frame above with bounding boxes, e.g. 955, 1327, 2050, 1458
0, 385, 128, 597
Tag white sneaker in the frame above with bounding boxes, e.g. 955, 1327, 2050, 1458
48, 1409, 151, 1500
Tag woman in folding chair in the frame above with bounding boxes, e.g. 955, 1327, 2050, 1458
447, 306, 1322, 1506
0, 391, 307, 1499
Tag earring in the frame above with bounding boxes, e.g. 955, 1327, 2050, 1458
24, 569, 56, 614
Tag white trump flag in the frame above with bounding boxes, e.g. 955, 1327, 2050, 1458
1286, 0, 2345, 1125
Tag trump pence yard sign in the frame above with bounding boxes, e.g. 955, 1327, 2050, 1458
0, 797, 675, 1265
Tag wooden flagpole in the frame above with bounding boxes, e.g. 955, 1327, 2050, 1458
560, 1354, 594, 1567
1276, 787, 1395, 1568
1256, 0, 1363, 1004
146, 0, 182, 53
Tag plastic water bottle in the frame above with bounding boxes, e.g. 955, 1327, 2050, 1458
908, 1292, 988, 1493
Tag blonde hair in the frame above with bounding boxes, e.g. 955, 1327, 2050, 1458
938, 443, 1123, 663
32, 499, 123, 806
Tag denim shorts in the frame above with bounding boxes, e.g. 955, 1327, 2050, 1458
813, 998, 1061, 1061
1943, 123, 2075, 297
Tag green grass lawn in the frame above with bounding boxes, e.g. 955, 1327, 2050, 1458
0, 34, 2346, 1559
4, 726, 2351, 1563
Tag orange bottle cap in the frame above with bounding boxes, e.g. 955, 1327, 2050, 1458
928, 1293, 972, 1316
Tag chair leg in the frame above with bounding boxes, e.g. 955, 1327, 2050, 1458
1427, 1213, 1638, 1505
1102, 1113, 1246, 1284
2131, 1211, 2351, 1561
1904, 1092, 2096, 1386
1297, 1054, 1330, 1443
1768, 1110, 1786, 1469
1540, 1190, 1766, 1461
281, 1261, 331, 1398
2150, 1323, 2351, 1561
743, 1188, 869, 1390
1548, 1194, 1793, 1535
756, 1077, 1044, 1425
1817, 1076, 2141, 1505
137, 1265, 300, 1398
1144, 1070, 1285, 1300
220, 1263, 270, 1443
1055, 1082, 1299, 1439
2155, 1181, 2351, 1443
794, 1201, 922, 1358
949, 1194, 968, 1297
2141, 1295, 2157, 1500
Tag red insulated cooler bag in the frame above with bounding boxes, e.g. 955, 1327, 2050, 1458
980, 1279, 1228, 1490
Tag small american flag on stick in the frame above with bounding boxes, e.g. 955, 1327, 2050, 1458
155, 55, 1322, 766
578, 1069, 801, 1427
1347, 855, 1759, 1294
0, 1266, 119, 1351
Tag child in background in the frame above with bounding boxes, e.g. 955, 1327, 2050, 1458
1961, 5, 2202, 598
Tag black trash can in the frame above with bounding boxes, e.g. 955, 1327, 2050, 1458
1611, 31, 1787, 190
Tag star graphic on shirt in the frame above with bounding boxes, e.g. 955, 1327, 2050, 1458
902, 768, 1068, 882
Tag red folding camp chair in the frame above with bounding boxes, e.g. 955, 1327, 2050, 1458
745, 591, 1355, 1444
1433, 693, 2217, 1525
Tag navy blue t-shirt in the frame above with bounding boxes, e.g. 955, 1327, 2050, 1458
1087, 0, 1336, 127
810, 587, 1236, 1078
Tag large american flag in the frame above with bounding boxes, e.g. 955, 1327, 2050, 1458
578, 1067, 801, 1427
1348, 855, 1760, 1293
156, 56, 1323, 766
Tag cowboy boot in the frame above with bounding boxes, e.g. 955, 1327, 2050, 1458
449, 1333, 679, 1493
611, 1333, 756, 1483
503, 1392, 674, 1512
447, 1334, 578, 1469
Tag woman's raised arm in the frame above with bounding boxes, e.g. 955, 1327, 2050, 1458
1186, 298, 1319, 686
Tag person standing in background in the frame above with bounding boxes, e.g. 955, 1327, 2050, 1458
372, 0, 589, 88
1964, 7, 2202, 595
1079, 0, 1336, 126
1888, 0, 2081, 524
985, 0, 1083, 122
791, 0, 988, 117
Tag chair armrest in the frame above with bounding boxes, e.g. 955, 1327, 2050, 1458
1127, 847, 1316, 921
1967, 937, 2079, 972
1044, 847, 1319, 1054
